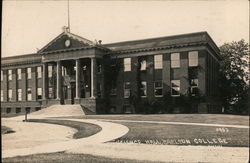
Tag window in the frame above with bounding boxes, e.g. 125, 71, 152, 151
27, 68, 32, 79
1, 70, 3, 81
49, 88, 53, 99
27, 88, 32, 101
171, 53, 180, 68
18, 89, 22, 101
17, 69, 22, 80
1, 90, 3, 101
8, 89, 12, 101
140, 59, 146, 71
154, 81, 163, 97
97, 64, 102, 73
190, 79, 198, 96
110, 82, 117, 96
171, 80, 180, 96
124, 82, 131, 98
35, 107, 41, 111
154, 55, 163, 69
97, 83, 101, 97
189, 51, 198, 67
140, 81, 147, 97
48, 65, 53, 77
7, 108, 11, 114
16, 108, 21, 114
8, 70, 12, 81
37, 88, 42, 100
124, 58, 131, 72
37, 66, 42, 78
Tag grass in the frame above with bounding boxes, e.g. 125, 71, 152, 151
111, 122, 249, 147
2, 152, 165, 163
28, 119, 102, 139
57, 114, 249, 126
1, 126, 15, 135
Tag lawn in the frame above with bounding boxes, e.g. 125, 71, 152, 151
58, 114, 249, 126
28, 119, 102, 139
2, 152, 164, 163
111, 122, 249, 147
1, 126, 15, 135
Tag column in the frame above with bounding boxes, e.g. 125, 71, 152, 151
75, 59, 80, 99
56, 61, 62, 99
91, 58, 96, 98
42, 63, 48, 99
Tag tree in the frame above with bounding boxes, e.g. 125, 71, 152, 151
219, 39, 249, 114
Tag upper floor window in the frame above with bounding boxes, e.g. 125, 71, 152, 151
97, 62, 102, 73
37, 88, 42, 99
8, 70, 12, 81
27, 88, 32, 101
124, 58, 131, 72
189, 51, 198, 67
18, 89, 22, 101
124, 82, 131, 98
48, 65, 53, 77
154, 55, 163, 69
140, 59, 146, 71
140, 81, 147, 97
8, 89, 12, 101
17, 69, 22, 80
171, 80, 180, 96
154, 81, 163, 97
48, 87, 53, 99
37, 67, 42, 78
1, 90, 3, 101
27, 68, 32, 79
110, 82, 117, 96
190, 79, 198, 96
171, 53, 180, 68
1, 71, 3, 81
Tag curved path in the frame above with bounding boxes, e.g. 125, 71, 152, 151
2, 118, 129, 158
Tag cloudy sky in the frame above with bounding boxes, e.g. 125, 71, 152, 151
2, 0, 249, 57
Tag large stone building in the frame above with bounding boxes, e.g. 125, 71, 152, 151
1, 29, 221, 115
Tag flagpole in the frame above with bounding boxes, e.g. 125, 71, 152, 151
67, 0, 70, 32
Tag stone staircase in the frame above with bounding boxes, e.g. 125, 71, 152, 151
30, 104, 93, 117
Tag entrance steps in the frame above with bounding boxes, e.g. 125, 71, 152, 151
30, 105, 87, 117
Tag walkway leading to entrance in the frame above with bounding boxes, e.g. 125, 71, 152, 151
2, 118, 129, 158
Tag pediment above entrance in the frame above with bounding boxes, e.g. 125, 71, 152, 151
38, 31, 95, 53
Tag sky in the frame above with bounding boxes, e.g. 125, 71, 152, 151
2, 0, 249, 57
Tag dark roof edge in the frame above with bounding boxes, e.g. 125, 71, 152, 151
103, 31, 208, 46
2, 53, 40, 60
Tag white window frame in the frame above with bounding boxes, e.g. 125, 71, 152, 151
27, 68, 32, 79
48, 65, 53, 77
1, 90, 3, 101
171, 53, 180, 68
190, 79, 198, 96
124, 58, 131, 72
17, 69, 22, 80
8, 70, 12, 81
171, 80, 180, 96
188, 51, 198, 67
37, 66, 42, 78
124, 82, 131, 98
154, 81, 163, 97
140, 59, 146, 71
18, 89, 22, 101
140, 81, 147, 97
37, 88, 42, 99
154, 55, 163, 69
8, 89, 12, 101
27, 88, 32, 101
